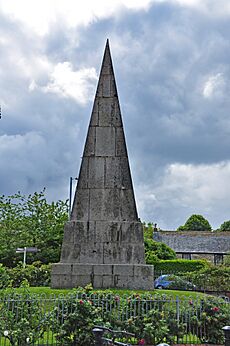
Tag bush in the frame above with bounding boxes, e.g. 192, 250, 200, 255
190, 296, 230, 344
51, 297, 102, 346
144, 239, 176, 264
154, 259, 209, 275
186, 266, 230, 292
0, 264, 11, 288
219, 220, 230, 231
4, 262, 51, 288
177, 214, 212, 231
0, 284, 49, 346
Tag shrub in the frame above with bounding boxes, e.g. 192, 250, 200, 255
190, 296, 230, 344
6, 262, 51, 288
0, 264, 11, 288
219, 220, 230, 231
51, 297, 102, 346
145, 239, 176, 264
0, 284, 49, 346
177, 214, 212, 231
186, 266, 230, 292
154, 259, 209, 275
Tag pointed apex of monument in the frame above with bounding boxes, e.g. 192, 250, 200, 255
95, 39, 117, 98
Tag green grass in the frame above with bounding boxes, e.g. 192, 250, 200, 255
1, 286, 207, 300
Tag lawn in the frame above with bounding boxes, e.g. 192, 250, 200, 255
2, 286, 208, 299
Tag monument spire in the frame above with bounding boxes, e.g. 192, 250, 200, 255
52, 40, 154, 290
71, 39, 138, 222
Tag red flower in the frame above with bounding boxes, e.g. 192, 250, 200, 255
79, 300, 84, 305
138, 339, 146, 345
212, 306, 220, 312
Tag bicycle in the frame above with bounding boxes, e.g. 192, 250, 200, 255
93, 326, 135, 346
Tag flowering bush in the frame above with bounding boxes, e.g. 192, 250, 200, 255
0, 284, 49, 346
51, 297, 103, 346
189, 297, 230, 344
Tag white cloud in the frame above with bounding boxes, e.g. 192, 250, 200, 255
203, 73, 225, 99
0, 0, 152, 36
136, 161, 230, 228
31, 62, 98, 104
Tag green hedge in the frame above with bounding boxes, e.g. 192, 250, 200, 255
154, 259, 209, 274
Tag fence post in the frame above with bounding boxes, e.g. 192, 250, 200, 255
92, 327, 104, 346
176, 296, 180, 343
222, 326, 230, 346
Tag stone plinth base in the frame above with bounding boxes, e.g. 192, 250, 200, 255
51, 263, 154, 290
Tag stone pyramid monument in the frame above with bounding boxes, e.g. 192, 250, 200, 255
51, 40, 154, 289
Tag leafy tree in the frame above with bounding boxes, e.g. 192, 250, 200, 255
219, 220, 230, 231
144, 239, 176, 264
177, 214, 212, 231
143, 222, 176, 264
0, 189, 68, 266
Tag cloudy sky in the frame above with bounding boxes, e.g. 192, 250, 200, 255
1, 0, 230, 230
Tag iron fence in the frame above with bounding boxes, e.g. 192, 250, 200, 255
0, 293, 229, 345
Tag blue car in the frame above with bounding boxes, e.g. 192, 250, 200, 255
154, 274, 172, 289
154, 274, 196, 290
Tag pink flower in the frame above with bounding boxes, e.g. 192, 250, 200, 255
212, 306, 220, 312
189, 300, 193, 305
114, 296, 120, 302
79, 300, 84, 305
138, 339, 146, 345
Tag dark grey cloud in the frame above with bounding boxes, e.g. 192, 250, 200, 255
1, 1, 230, 229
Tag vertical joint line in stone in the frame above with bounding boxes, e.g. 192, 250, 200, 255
104, 157, 106, 188
115, 127, 117, 157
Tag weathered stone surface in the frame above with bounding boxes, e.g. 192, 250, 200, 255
51, 264, 154, 289
51, 40, 154, 289
95, 127, 116, 156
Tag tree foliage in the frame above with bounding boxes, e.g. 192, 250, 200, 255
219, 220, 230, 231
0, 189, 68, 266
143, 223, 176, 264
177, 214, 212, 231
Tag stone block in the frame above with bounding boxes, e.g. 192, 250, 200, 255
93, 264, 113, 275
89, 189, 104, 220
113, 264, 134, 276
121, 189, 138, 221
88, 157, 105, 188
115, 128, 128, 157
111, 76, 118, 97
60, 243, 74, 262
79, 242, 103, 264
77, 158, 89, 189
72, 264, 93, 275
103, 188, 121, 220
94, 221, 112, 242
102, 275, 114, 288
62, 222, 74, 243
134, 264, 154, 277
51, 263, 72, 275
98, 98, 114, 127
102, 75, 111, 97
71, 189, 90, 220
89, 189, 121, 221
71, 275, 92, 288
89, 100, 99, 126
105, 157, 121, 188
95, 127, 115, 156
83, 127, 96, 156
93, 275, 103, 288
120, 157, 132, 189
